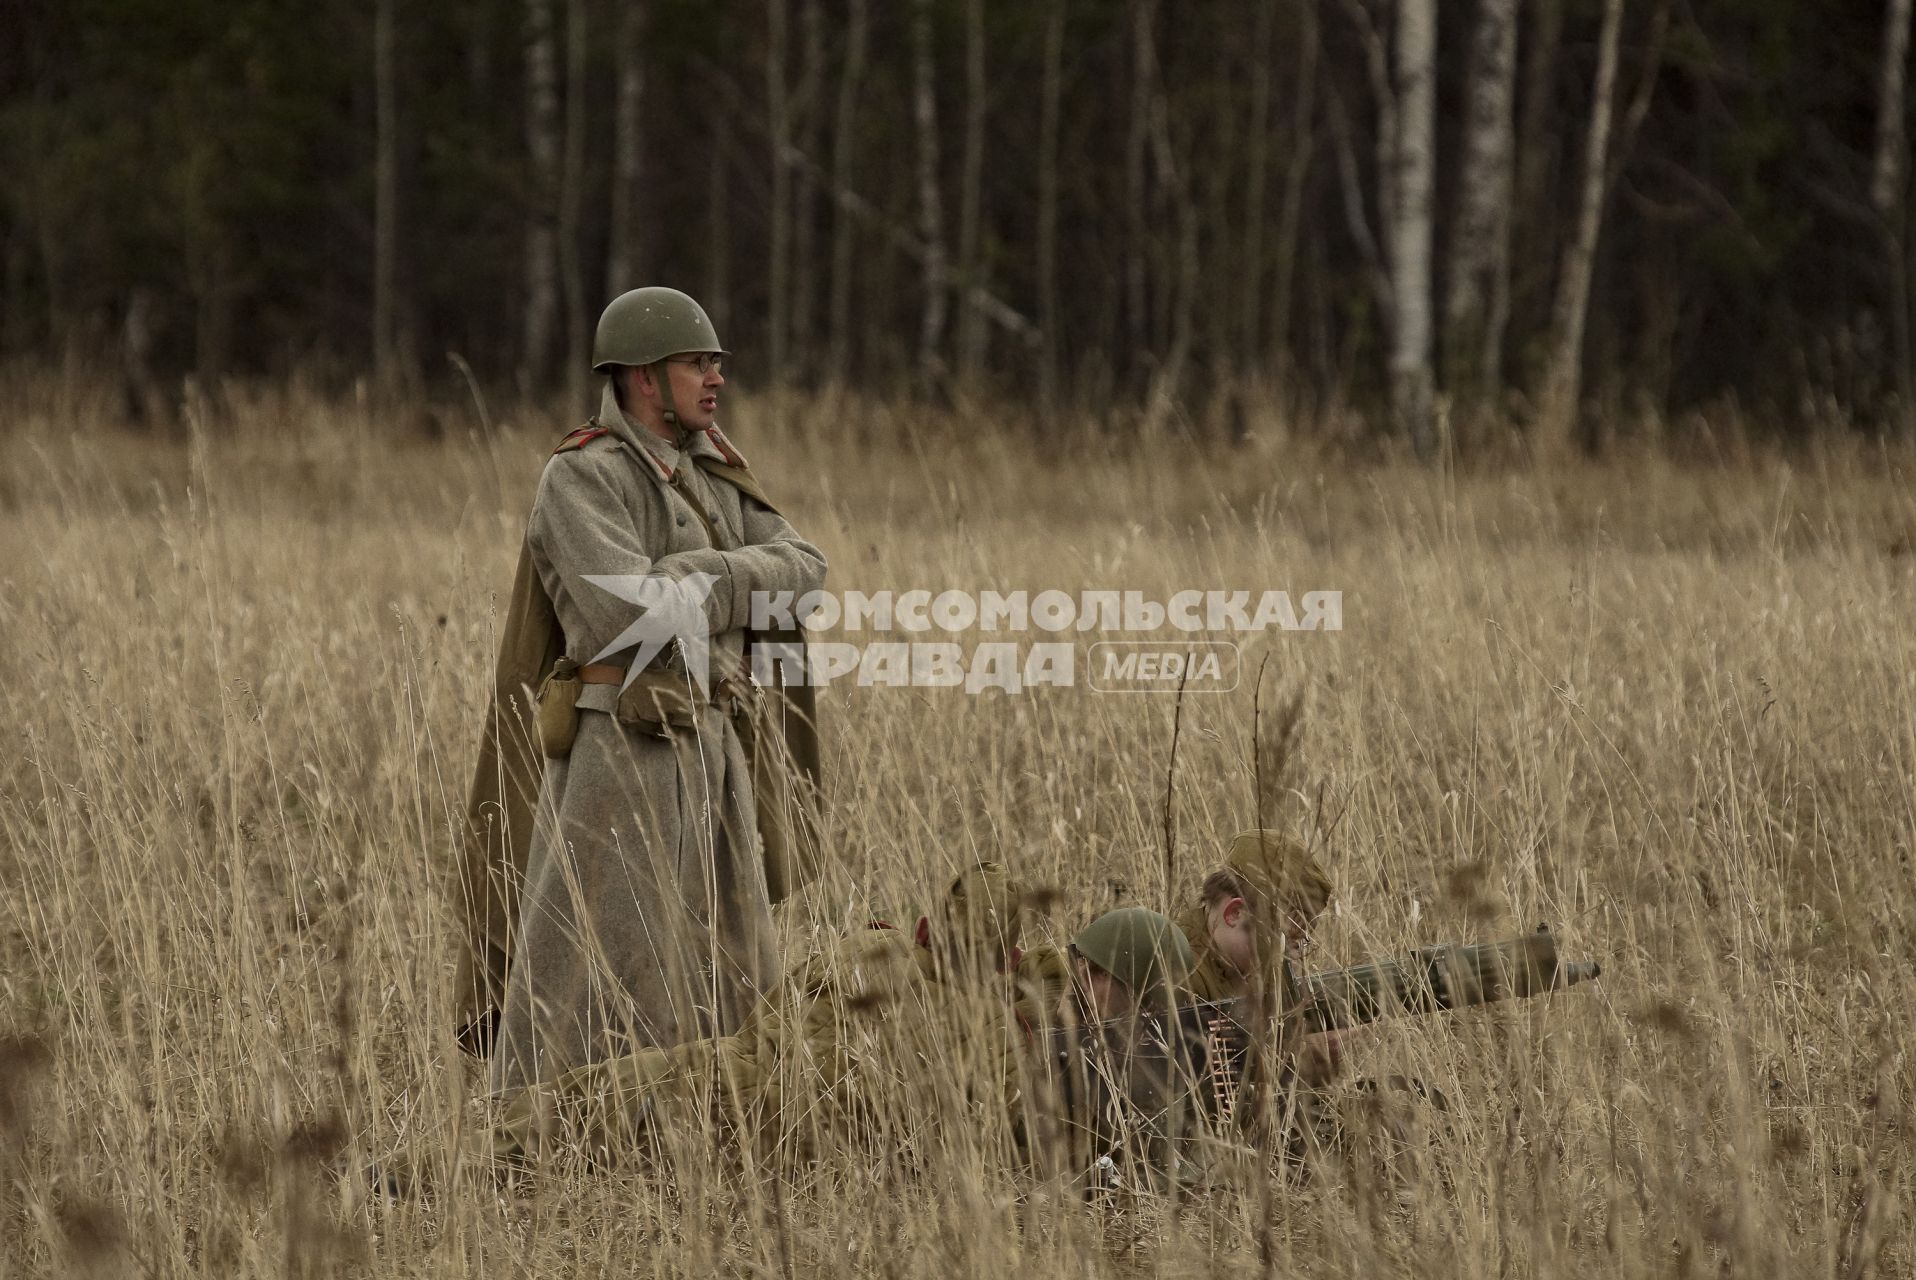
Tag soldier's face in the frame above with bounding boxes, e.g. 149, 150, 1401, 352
1210, 896, 1311, 977
628, 353, 726, 433
661, 351, 725, 430
1209, 896, 1257, 974
1071, 955, 1134, 1022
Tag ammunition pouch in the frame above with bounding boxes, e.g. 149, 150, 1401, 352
535, 658, 583, 759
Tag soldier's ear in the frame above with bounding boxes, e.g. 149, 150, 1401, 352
1224, 897, 1248, 928
915, 916, 931, 948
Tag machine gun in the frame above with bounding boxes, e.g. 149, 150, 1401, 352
1039, 926, 1601, 1153
1295, 925, 1602, 1034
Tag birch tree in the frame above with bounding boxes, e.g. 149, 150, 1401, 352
1125, 0, 1152, 365
606, 2, 645, 294
766, 0, 790, 385
955, 0, 988, 384
1240, 0, 1274, 367
826, 0, 869, 382
1873, 0, 1914, 429
1271, 1, 1320, 371
372, 0, 397, 389
910, 0, 948, 396
557, 0, 588, 396
1142, 12, 1197, 429
791, 0, 823, 371
1389, 0, 1436, 457
1037, 0, 1065, 410
520, 0, 560, 394
1444, 0, 1518, 409
1541, 0, 1624, 451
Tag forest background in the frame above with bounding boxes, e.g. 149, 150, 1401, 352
7, 0, 1916, 454
3, 2, 1915, 1276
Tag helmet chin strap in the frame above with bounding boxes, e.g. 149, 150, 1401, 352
652, 360, 693, 448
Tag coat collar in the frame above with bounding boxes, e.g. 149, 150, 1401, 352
596, 383, 751, 480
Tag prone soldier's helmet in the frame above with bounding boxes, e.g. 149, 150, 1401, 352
1223, 829, 1333, 924
935, 861, 1026, 969
591, 286, 727, 371
1072, 906, 1195, 999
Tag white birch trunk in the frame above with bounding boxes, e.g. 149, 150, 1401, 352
520, 0, 560, 395
1271, 1, 1320, 370
1873, 0, 1914, 427
1445, 0, 1518, 406
1125, 0, 1152, 362
606, 2, 645, 293
1542, 0, 1624, 450
910, 0, 947, 396
373, 0, 397, 388
1037, 0, 1065, 410
766, 0, 791, 384
558, 0, 588, 400
1240, 0, 1274, 366
827, 0, 870, 382
956, 0, 988, 385
792, 0, 822, 369
1390, 0, 1437, 457
1142, 14, 1196, 430
1873, 0, 1913, 217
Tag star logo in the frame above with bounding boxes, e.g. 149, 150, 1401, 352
580, 571, 720, 695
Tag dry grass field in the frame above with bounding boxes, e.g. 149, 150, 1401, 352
1, 380, 1911, 1277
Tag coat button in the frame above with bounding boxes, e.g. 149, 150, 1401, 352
675, 514, 687, 527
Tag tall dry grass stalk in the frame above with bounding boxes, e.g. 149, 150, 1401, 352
0, 380, 1911, 1275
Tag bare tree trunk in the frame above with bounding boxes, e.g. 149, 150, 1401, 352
766, 0, 790, 386
1873, 0, 1915, 432
1270, 1, 1320, 375
1541, 0, 1624, 452
1390, 0, 1437, 458
1240, 0, 1275, 369
955, 0, 987, 386
373, 0, 398, 391
1444, 0, 1518, 413
910, 0, 948, 398
1037, 0, 1065, 412
1514, 0, 1564, 385
791, 0, 822, 374
520, 0, 560, 396
1125, 0, 1153, 370
827, 0, 870, 383
707, 125, 731, 337
1141, 11, 1197, 430
606, 2, 645, 294
558, 0, 588, 403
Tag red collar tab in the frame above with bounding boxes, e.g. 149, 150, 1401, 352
699, 426, 747, 468
552, 424, 610, 455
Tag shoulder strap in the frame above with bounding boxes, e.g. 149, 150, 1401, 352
552, 421, 611, 455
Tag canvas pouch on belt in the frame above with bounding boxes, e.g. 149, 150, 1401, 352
535, 657, 583, 759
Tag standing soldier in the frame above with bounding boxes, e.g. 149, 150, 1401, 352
457, 287, 828, 1092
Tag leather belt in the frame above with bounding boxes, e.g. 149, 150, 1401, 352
579, 663, 626, 685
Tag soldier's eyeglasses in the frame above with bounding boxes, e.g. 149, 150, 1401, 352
665, 353, 726, 375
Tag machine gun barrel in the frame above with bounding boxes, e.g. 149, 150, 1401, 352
1297, 925, 1601, 1034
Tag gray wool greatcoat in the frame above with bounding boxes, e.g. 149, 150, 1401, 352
490, 387, 828, 1093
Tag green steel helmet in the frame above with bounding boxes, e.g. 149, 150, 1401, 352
1072, 906, 1195, 996
590, 286, 727, 371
